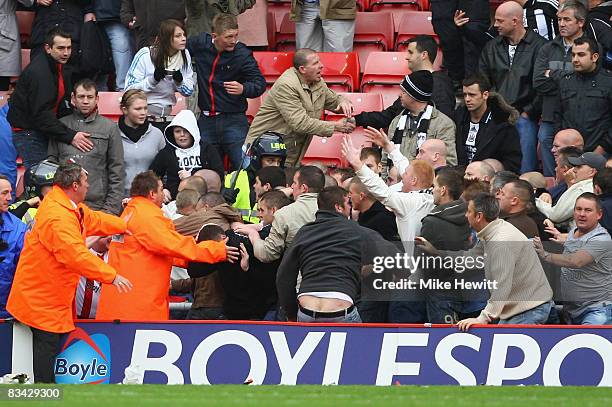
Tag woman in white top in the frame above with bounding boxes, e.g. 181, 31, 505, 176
118, 90, 166, 196
124, 19, 194, 130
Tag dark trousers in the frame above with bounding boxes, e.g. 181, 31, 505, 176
31, 327, 61, 384
430, 0, 490, 82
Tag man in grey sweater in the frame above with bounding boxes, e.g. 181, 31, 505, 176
417, 192, 554, 330
50, 79, 125, 215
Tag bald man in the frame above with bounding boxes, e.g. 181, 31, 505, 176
479, 1, 547, 174
551, 129, 585, 164
464, 161, 495, 182
482, 158, 504, 173
194, 169, 222, 193
416, 139, 448, 170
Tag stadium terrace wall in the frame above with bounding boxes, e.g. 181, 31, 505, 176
1, 321, 611, 386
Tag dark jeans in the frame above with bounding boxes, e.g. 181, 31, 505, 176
430, 0, 490, 81
388, 301, 428, 323
12, 130, 48, 190
31, 327, 60, 384
186, 307, 225, 320
198, 113, 248, 171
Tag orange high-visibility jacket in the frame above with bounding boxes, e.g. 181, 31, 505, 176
95, 197, 227, 321
7, 186, 127, 333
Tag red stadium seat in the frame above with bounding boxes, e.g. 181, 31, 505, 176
267, 12, 277, 51
253, 51, 294, 88
368, 0, 425, 28
275, 14, 296, 51
395, 11, 438, 50
302, 130, 372, 168
353, 12, 395, 72
325, 93, 384, 121
319, 52, 360, 92
98, 92, 187, 121
97, 92, 124, 121
268, 1, 290, 33
171, 94, 187, 115
361, 52, 408, 107
21, 48, 30, 70
246, 96, 263, 123
16, 11, 34, 48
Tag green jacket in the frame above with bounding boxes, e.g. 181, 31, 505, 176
224, 169, 259, 223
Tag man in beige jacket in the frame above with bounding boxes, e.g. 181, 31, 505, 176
245, 48, 354, 167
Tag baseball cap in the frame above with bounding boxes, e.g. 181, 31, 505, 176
567, 152, 606, 170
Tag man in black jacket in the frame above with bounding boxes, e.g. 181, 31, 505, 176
479, 1, 547, 174
9, 28, 93, 187
120, 0, 186, 49
555, 37, 612, 155
420, 167, 485, 323
29, 0, 93, 67
455, 74, 522, 174
533, 0, 587, 177
276, 186, 391, 322
586, 0, 612, 70
354, 35, 455, 129
188, 13, 266, 171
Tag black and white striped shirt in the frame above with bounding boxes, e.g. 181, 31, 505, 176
524, 0, 559, 40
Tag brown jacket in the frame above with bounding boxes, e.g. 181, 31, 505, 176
245, 67, 345, 166
172, 204, 242, 309
290, 0, 356, 21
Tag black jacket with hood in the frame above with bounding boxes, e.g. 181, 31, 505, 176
150, 110, 224, 198
455, 92, 522, 174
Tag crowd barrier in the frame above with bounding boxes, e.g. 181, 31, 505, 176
1, 321, 611, 386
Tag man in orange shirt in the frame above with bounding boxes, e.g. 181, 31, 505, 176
96, 171, 239, 321
7, 162, 133, 383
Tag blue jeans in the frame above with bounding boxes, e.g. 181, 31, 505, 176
297, 307, 362, 323
388, 301, 428, 323
12, 130, 48, 189
498, 300, 553, 325
103, 22, 134, 91
198, 113, 248, 171
538, 121, 555, 177
516, 115, 539, 174
426, 299, 486, 324
570, 304, 612, 325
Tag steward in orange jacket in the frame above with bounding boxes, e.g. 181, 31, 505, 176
7, 162, 132, 383
7, 187, 127, 333
96, 171, 238, 321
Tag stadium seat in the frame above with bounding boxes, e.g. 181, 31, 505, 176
16, 11, 34, 48
268, 0, 291, 32
0, 91, 8, 107
275, 14, 296, 51
171, 94, 187, 115
97, 92, 124, 121
253, 51, 294, 88
360, 52, 408, 107
319, 52, 360, 92
353, 12, 395, 72
267, 12, 277, 51
325, 93, 384, 121
395, 11, 438, 50
368, 0, 425, 28
246, 96, 263, 123
21, 48, 30, 70
302, 130, 372, 168
98, 92, 186, 121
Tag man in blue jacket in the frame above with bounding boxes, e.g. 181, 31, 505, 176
188, 13, 266, 171
0, 174, 27, 319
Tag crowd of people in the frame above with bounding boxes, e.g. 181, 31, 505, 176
0, 0, 611, 383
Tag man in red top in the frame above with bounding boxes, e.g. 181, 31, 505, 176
8, 28, 93, 187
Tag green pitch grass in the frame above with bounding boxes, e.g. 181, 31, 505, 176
4, 385, 612, 407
